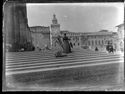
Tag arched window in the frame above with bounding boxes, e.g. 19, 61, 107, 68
99, 40, 100, 45
74, 43, 75, 46
95, 40, 97, 45
78, 43, 79, 46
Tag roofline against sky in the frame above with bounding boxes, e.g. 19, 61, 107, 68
27, 3, 124, 33
26, 3, 123, 5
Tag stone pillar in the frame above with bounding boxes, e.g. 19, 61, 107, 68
4, 2, 33, 52
13, 4, 21, 50
4, 2, 16, 51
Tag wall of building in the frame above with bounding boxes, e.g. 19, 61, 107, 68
30, 26, 51, 49
31, 32, 50, 49
4, 2, 33, 52
117, 24, 124, 40
80, 32, 118, 51
116, 24, 124, 52
51, 24, 60, 36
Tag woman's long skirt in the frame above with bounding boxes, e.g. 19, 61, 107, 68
63, 40, 71, 53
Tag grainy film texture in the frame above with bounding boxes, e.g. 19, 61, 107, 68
3, 2, 124, 91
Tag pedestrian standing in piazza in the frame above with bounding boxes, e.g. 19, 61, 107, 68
95, 47, 98, 51
63, 33, 72, 53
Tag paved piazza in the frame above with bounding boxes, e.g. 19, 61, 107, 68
5, 48, 124, 91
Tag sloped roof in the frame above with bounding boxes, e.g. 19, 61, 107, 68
116, 23, 124, 27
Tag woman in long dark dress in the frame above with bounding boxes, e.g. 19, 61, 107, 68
63, 33, 71, 53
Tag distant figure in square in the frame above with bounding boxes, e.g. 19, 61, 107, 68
36, 47, 40, 51
32, 46, 35, 51
78, 43, 79, 46
63, 33, 71, 53
106, 42, 114, 53
95, 47, 98, 51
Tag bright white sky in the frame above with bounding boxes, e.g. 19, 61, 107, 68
27, 3, 124, 33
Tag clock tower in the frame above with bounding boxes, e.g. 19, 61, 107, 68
50, 14, 60, 48
51, 14, 60, 36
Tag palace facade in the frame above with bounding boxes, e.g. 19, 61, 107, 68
60, 30, 118, 51
80, 31, 118, 51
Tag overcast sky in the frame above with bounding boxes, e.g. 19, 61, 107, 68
27, 3, 124, 32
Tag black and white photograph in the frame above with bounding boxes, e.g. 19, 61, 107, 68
3, 2, 124, 91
